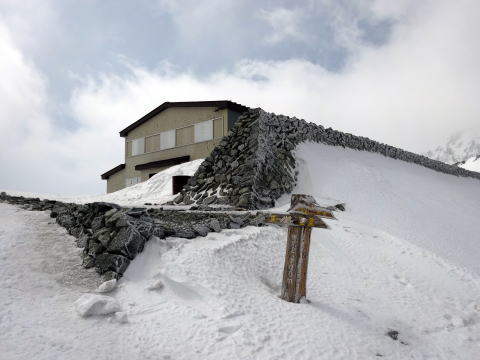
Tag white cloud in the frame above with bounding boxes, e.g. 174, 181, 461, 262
257, 8, 307, 44
1, 0, 480, 195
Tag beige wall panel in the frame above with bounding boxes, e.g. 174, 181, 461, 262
146, 135, 160, 153
213, 118, 223, 139
123, 138, 220, 180
176, 126, 194, 147
125, 107, 227, 141
126, 141, 132, 157
106, 169, 126, 193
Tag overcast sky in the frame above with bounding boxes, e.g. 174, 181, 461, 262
1, 0, 479, 195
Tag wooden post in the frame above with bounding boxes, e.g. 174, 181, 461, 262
262, 194, 334, 303
281, 224, 312, 302
279, 194, 333, 303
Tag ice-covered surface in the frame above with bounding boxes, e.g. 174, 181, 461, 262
2, 159, 203, 206
1, 143, 480, 359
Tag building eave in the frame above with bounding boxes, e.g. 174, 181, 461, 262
101, 164, 125, 180
134, 156, 191, 171
119, 100, 249, 137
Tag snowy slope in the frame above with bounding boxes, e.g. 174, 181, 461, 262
425, 130, 480, 164
3, 159, 203, 206
1, 143, 480, 359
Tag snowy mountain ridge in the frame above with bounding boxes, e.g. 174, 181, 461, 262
425, 130, 480, 165
458, 155, 480, 173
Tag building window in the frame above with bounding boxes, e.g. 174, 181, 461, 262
194, 119, 213, 143
125, 177, 142, 187
160, 129, 176, 150
131, 138, 145, 156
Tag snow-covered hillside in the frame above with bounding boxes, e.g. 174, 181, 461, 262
1, 143, 480, 359
425, 130, 480, 164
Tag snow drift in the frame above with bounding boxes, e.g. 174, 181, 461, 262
3, 159, 203, 206
1, 142, 479, 359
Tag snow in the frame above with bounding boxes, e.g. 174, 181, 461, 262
459, 156, 480, 173
74, 294, 121, 317
2, 159, 203, 206
96, 279, 117, 293
1, 143, 480, 359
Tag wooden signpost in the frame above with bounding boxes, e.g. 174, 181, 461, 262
263, 194, 335, 303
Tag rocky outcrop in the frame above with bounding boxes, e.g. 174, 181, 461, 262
173, 108, 480, 209
0, 192, 265, 280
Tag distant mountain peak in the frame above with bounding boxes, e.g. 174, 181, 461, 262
425, 130, 480, 165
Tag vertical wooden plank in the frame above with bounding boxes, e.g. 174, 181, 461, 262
281, 225, 302, 302
297, 227, 312, 301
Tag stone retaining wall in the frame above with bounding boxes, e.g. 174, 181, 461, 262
0, 193, 264, 280
174, 108, 480, 209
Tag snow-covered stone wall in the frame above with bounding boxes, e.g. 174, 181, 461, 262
174, 108, 480, 209
0, 193, 264, 280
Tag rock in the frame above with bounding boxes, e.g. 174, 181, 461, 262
57, 214, 75, 228
76, 233, 89, 248
173, 193, 184, 204
203, 196, 217, 205
228, 215, 245, 226
102, 271, 120, 282
87, 240, 105, 256
74, 294, 121, 317
69, 225, 84, 238
174, 228, 197, 239
90, 202, 120, 215
104, 210, 126, 227
192, 223, 210, 237
386, 330, 399, 341
127, 208, 146, 218
115, 214, 133, 228
108, 227, 146, 259
95, 228, 112, 247
104, 208, 118, 219
335, 203, 346, 211
208, 218, 221, 232
91, 216, 105, 232
237, 194, 250, 208
151, 225, 166, 239
135, 220, 153, 239
95, 254, 131, 275
82, 255, 96, 269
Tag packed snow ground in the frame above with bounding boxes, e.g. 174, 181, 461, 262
1, 143, 480, 359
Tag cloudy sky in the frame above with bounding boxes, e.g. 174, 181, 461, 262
1, 0, 479, 195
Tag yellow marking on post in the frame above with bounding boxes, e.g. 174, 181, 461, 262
307, 217, 315, 227
295, 207, 334, 218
